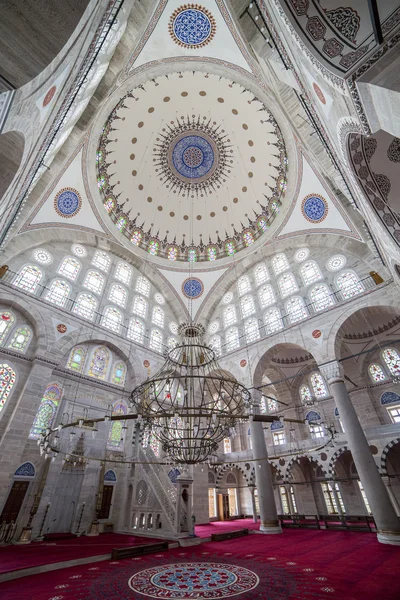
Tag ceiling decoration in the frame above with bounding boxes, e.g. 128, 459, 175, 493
168, 4, 216, 49
54, 188, 82, 218
301, 194, 328, 223
182, 277, 204, 299
96, 72, 288, 263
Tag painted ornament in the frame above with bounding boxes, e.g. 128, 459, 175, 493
43, 86, 56, 107
57, 324, 67, 334
312, 329, 322, 339
240, 359, 247, 367
169, 5, 216, 49
312, 82, 326, 105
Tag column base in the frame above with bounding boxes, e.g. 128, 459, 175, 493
260, 521, 282, 534
377, 531, 400, 545
14, 527, 32, 544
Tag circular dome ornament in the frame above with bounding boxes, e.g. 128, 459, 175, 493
301, 194, 328, 223
71, 243, 87, 257
54, 188, 82, 218
169, 5, 216, 49
294, 248, 310, 262
182, 277, 204, 299
326, 254, 347, 272
33, 248, 53, 264
128, 562, 259, 598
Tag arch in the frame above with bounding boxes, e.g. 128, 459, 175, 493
0, 131, 25, 201
67, 346, 87, 373
328, 446, 349, 478
0, 363, 17, 414
381, 392, 400, 406
8, 326, 32, 353
88, 346, 111, 380
380, 438, 400, 476
104, 469, 117, 483
29, 382, 62, 438
215, 462, 255, 487
305, 411, 321, 422
58, 256, 81, 281
107, 402, 128, 450
14, 462, 35, 478
0, 311, 15, 344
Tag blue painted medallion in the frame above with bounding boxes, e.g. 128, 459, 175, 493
182, 277, 204, 299
381, 391, 400, 406
173, 8, 212, 47
14, 462, 35, 477
301, 195, 328, 223
172, 135, 214, 179
54, 188, 82, 218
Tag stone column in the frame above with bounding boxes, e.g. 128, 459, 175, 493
248, 485, 258, 522
382, 476, 400, 517
285, 485, 294, 515
249, 395, 282, 534
321, 361, 400, 545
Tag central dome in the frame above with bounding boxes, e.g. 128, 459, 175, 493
96, 72, 288, 263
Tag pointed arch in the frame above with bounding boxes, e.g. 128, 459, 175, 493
29, 382, 62, 439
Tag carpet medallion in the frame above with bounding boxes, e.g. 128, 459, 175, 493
128, 562, 259, 598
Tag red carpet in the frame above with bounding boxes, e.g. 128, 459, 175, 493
195, 517, 260, 538
1, 529, 400, 599
0, 533, 166, 574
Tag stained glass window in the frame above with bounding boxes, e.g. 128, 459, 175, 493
0, 363, 16, 413
243, 231, 254, 246
127, 318, 144, 344
84, 270, 104, 294
150, 433, 160, 456
223, 438, 231, 453
29, 383, 62, 438
102, 306, 122, 333
92, 250, 111, 272
136, 276, 150, 297
336, 272, 364, 299
14, 265, 43, 293
264, 307, 283, 334
116, 215, 127, 231
225, 241, 235, 256
109, 283, 127, 308
88, 346, 110, 380
224, 305, 237, 327
383, 348, 400, 376
310, 373, 328, 398
112, 362, 126, 386
148, 240, 159, 256
33, 248, 52, 265
104, 197, 115, 213
310, 284, 334, 311
272, 253, 289, 275
265, 397, 277, 412
115, 262, 132, 285
152, 306, 164, 328
300, 261, 322, 285
58, 257, 80, 281
300, 385, 312, 404
8, 327, 31, 353
369, 363, 386, 382
133, 295, 147, 318
273, 431, 286, 445
258, 217, 268, 232
240, 295, 255, 318
260, 396, 267, 413
259, 284, 275, 308
207, 246, 217, 261
0, 312, 15, 344
46, 279, 70, 307
278, 273, 298, 298
150, 329, 163, 352
238, 276, 251, 296
326, 254, 346, 272
245, 318, 260, 343
131, 230, 142, 246
209, 335, 222, 357
168, 246, 178, 261
286, 296, 307, 324
107, 403, 127, 450
226, 328, 240, 352
73, 293, 98, 320
188, 248, 197, 263
254, 264, 269, 286
67, 346, 87, 373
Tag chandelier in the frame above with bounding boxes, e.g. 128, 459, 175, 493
130, 324, 251, 464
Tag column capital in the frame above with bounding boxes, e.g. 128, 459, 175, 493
320, 360, 344, 384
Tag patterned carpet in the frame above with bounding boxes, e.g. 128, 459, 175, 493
1, 529, 400, 599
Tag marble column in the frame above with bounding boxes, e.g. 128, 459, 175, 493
249, 395, 282, 534
285, 485, 295, 515
248, 485, 258, 522
321, 361, 400, 545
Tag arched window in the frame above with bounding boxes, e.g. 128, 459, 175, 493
223, 438, 231, 453
226, 327, 239, 352
152, 306, 164, 328
188, 248, 197, 263
136, 276, 150, 297
29, 383, 62, 438
237, 276, 251, 296
209, 335, 221, 357
168, 246, 178, 261
8, 327, 31, 353
109, 283, 127, 308
88, 346, 110, 380
116, 215, 127, 231
67, 346, 87, 373
127, 318, 144, 344
225, 240, 235, 256
0, 364, 16, 413
382, 348, 400, 377
245, 318, 260, 343
45, 279, 70, 307
150, 329, 163, 352
131, 230, 142, 246
102, 306, 122, 333
240, 295, 255, 318
224, 305, 237, 328
133, 295, 147, 318
278, 273, 298, 298
73, 293, 98, 320
336, 271, 364, 299
254, 263, 269, 286
310, 284, 334, 311
58, 256, 80, 281
14, 265, 42, 293
207, 246, 217, 261
286, 296, 307, 324
112, 362, 126, 386
83, 270, 104, 294
115, 262, 132, 285
148, 240, 159, 256
258, 284, 275, 308
264, 307, 283, 334
272, 253, 289, 275
150, 433, 160, 456
310, 373, 328, 398
369, 364, 386, 382
300, 261, 322, 285
300, 385, 312, 404
107, 403, 127, 450
0, 311, 15, 344
267, 396, 278, 412
92, 250, 111, 272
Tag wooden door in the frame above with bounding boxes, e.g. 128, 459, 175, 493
0, 481, 29, 523
217, 493, 230, 521
98, 485, 113, 519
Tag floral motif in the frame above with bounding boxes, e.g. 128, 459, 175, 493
168, 5, 216, 49
54, 188, 82, 218
306, 16, 326, 41
301, 194, 328, 223
374, 173, 391, 199
387, 137, 400, 163
182, 277, 204, 299
364, 138, 377, 162
323, 38, 343, 58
